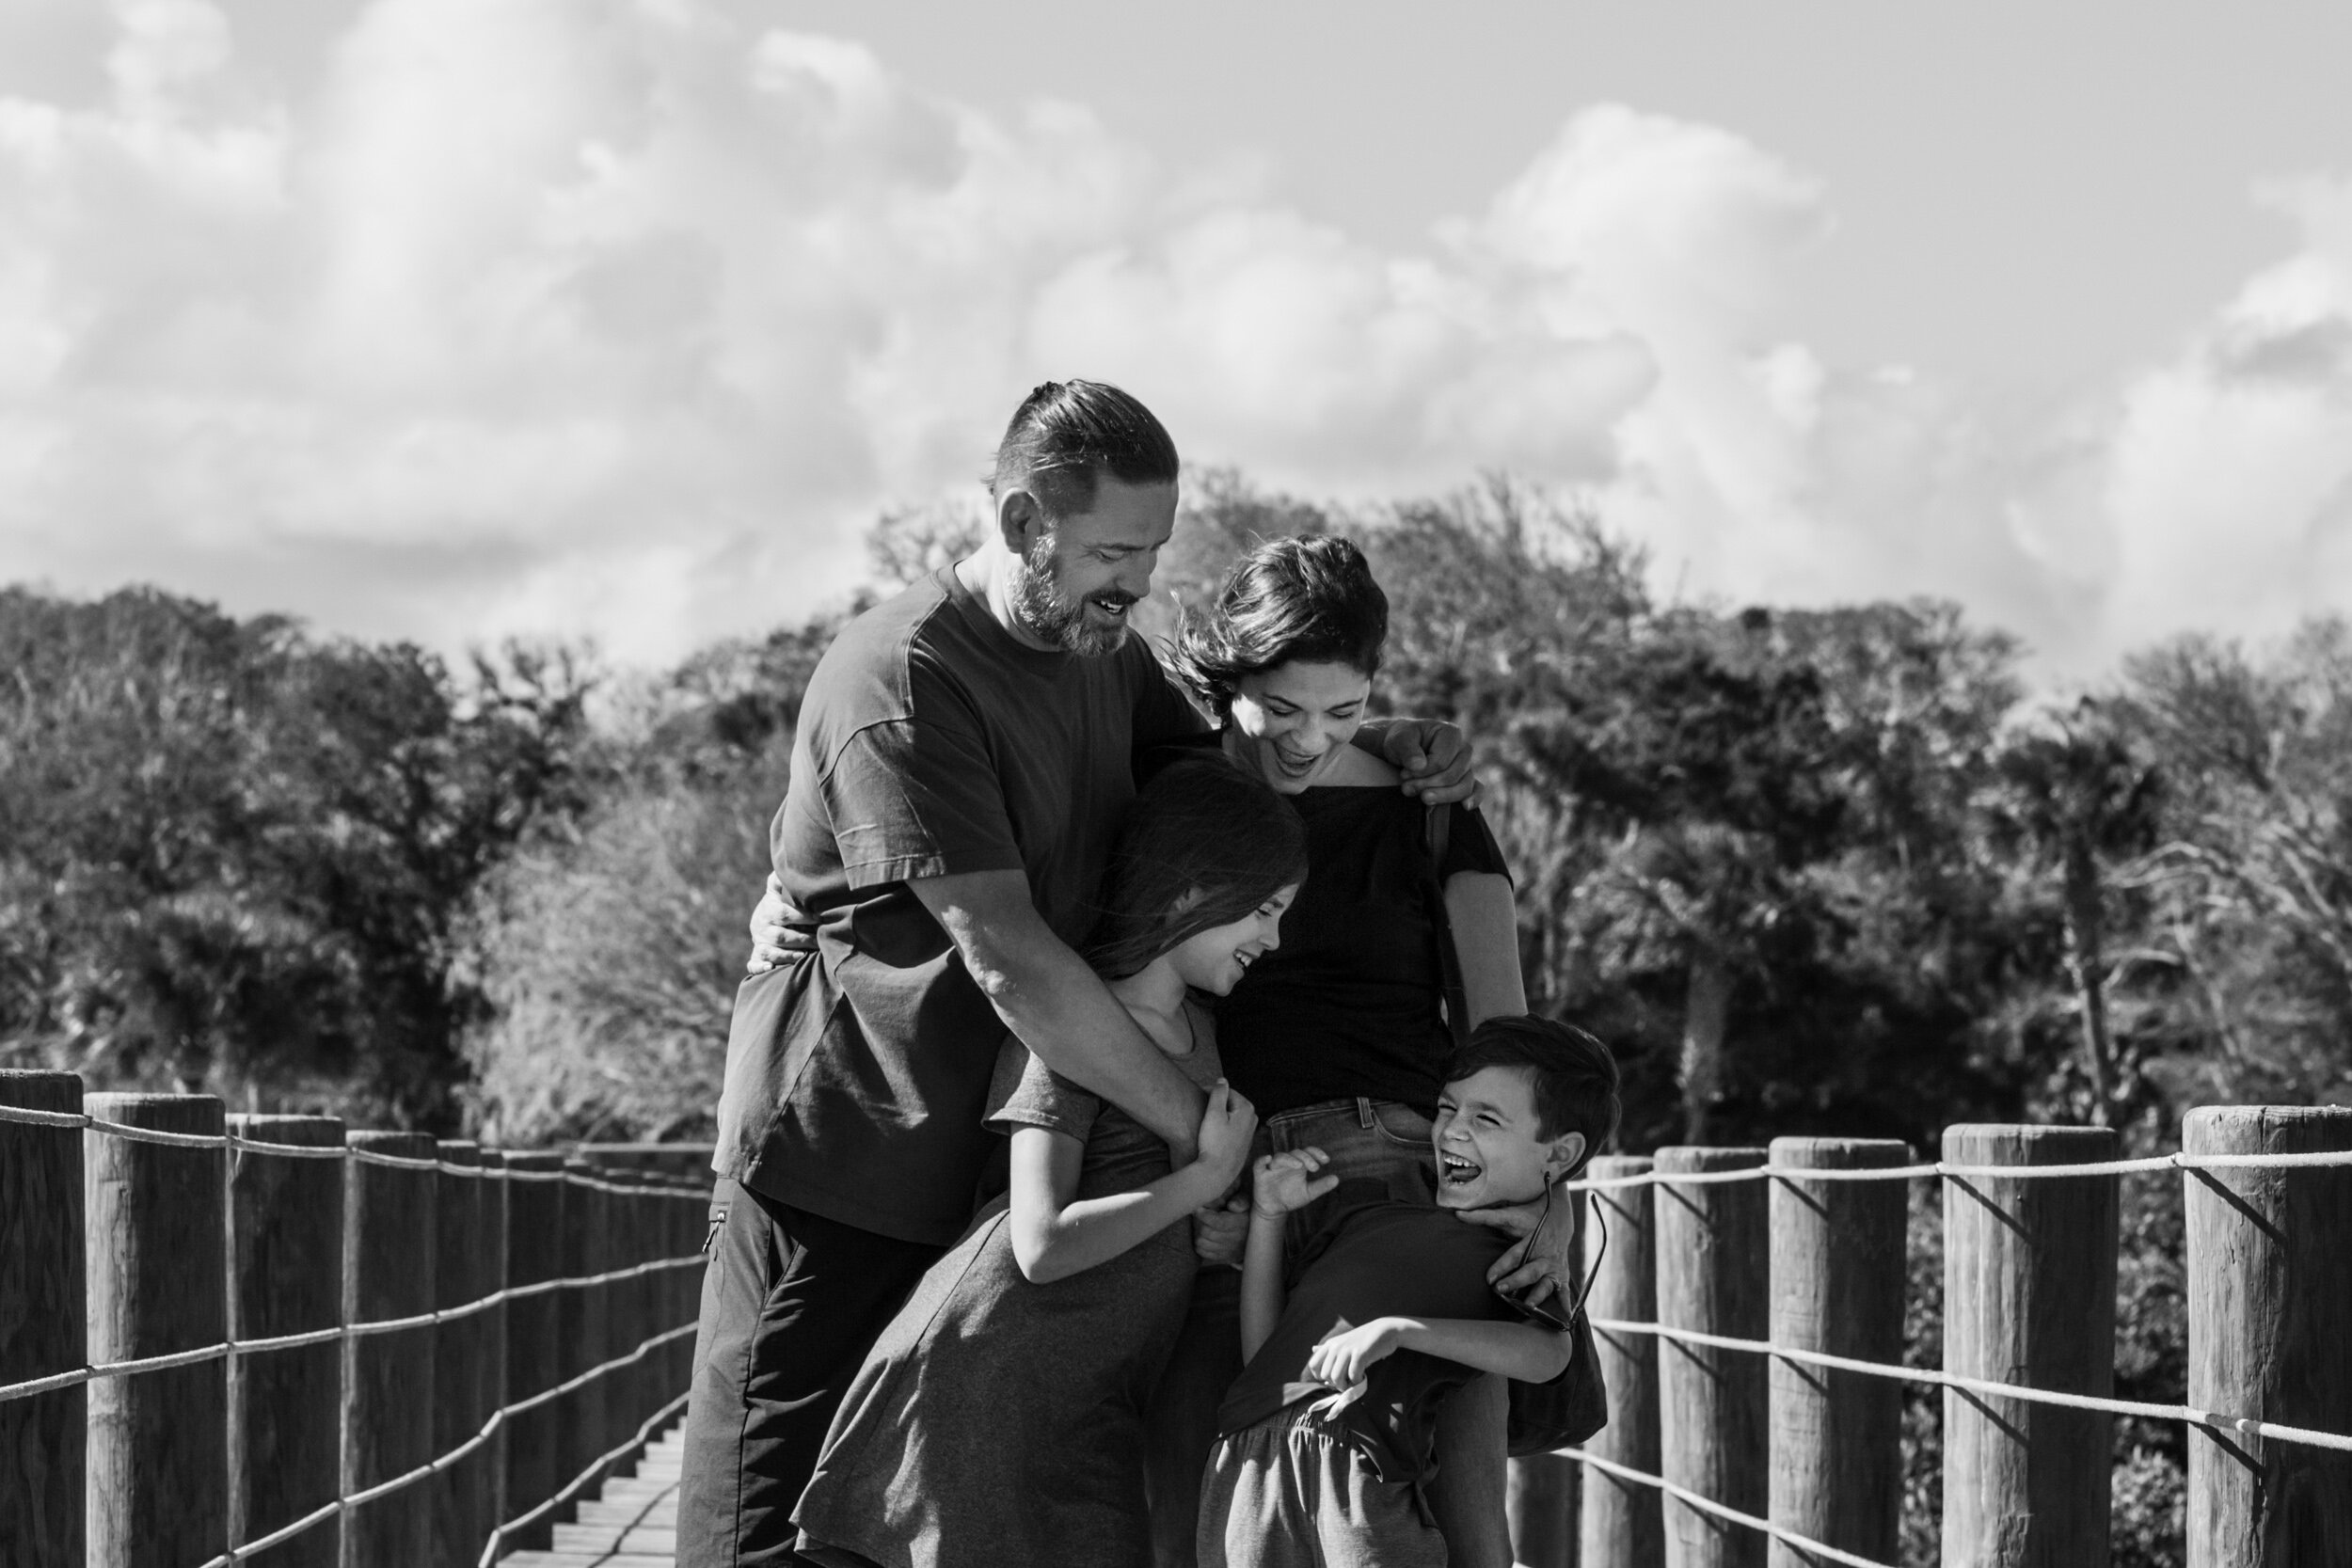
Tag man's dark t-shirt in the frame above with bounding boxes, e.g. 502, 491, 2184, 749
1216, 1180, 1549, 1485
712, 564, 1202, 1245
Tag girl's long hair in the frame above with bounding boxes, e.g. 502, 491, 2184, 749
1085, 758, 1310, 980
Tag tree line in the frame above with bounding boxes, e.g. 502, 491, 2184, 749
6, 475, 2348, 1152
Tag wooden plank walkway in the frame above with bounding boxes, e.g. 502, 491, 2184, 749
501, 1423, 686, 1568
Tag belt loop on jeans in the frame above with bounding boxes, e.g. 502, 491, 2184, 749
1356, 1097, 1374, 1129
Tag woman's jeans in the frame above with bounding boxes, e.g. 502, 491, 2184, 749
1143, 1099, 1513, 1568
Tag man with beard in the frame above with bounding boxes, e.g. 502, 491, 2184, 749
675, 381, 1470, 1568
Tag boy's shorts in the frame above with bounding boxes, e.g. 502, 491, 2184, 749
1197, 1407, 1445, 1568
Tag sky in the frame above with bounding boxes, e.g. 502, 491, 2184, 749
2, 0, 2349, 675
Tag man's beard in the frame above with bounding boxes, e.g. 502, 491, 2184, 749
1007, 530, 1136, 657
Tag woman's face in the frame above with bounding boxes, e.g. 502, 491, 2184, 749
1166, 883, 1299, 995
1225, 658, 1374, 795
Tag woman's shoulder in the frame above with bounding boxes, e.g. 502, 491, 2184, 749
1313, 742, 1400, 789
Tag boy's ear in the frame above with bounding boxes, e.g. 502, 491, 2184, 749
1544, 1131, 1588, 1184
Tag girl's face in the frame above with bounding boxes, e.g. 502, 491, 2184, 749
1225, 658, 1374, 795
1165, 883, 1300, 995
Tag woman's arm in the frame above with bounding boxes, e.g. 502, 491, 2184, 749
1443, 869, 1526, 1024
1305, 1315, 1572, 1388
1007, 1083, 1255, 1285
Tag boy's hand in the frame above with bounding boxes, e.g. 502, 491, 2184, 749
1305, 1317, 1407, 1389
1251, 1148, 1337, 1220
1193, 1193, 1250, 1267
1195, 1081, 1259, 1187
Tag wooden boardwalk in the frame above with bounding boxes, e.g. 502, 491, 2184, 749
503, 1421, 687, 1568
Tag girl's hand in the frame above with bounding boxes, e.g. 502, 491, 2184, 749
1193, 1194, 1249, 1266
1195, 1081, 1258, 1187
1305, 1317, 1406, 1389
1251, 1148, 1337, 1220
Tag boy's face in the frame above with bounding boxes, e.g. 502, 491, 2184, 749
1431, 1065, 1579, 1211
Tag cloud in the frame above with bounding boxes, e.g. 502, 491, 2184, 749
1, 1, 2348, 675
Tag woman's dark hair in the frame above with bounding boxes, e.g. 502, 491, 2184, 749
1447, 1017, 1621, 1177
991, 380, 1180, 520
1171, 535, 1388, 718
1086, 758, 1309, 980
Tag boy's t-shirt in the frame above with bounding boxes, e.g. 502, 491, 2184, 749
1216, 1180, 1553, 1485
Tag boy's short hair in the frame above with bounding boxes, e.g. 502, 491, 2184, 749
1447, 1016, 1621, 1176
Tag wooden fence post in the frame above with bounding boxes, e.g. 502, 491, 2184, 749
559, 1157, 610, 1495
477, 1149, 509, 1553
1507, 1185, 1583, 1568
1940, 1124, 2118, 1568
432, 1140, 483, 1568
614, 1171, 648, 1442
227, 1114, 345, 1568
2183, 1105, 2352, 1565
85, 1091, 228, 1568
1656, 1146, 1770, 1568
1, 1069, 87, 1568
343, 1131, 437, 1568
1580, 1154, 1661, 1568
1767, 1137, 1909, 1567
500, 1152, 564, 1550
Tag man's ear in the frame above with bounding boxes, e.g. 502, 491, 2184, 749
1544, 1132, 1588, 1184
996, 486, 1044, 553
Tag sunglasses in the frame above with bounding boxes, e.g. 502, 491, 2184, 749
1492, 1180, 1605, 1332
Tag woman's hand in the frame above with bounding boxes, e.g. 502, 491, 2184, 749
1193, 1193, 1250, 1266
1195, 1081, 1259, 1189
1251, 1148, 1337, 1221
1305, 1317, 1407, 1389
1456, 1188, 1578, 1311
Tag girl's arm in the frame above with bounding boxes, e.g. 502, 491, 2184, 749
1238, 1210, 1288, 1362
1443, 870, 1526, 1023
1241, 1148, 1338, 1360
1306, 1315, 1572, 1388
1008, 1081, 1256, 1286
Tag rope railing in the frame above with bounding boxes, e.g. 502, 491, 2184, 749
0, 1083, 715, 1568
1551, 1116, 2352, 1566
1557, 1145, 2352, 1191
0, 1101, 714, 1195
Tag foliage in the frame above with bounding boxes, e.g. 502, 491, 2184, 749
0, 586, 593, 1127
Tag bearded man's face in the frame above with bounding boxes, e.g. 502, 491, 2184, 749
1004, 476, 1176, 656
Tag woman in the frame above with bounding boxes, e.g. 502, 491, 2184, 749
1140, 533, 1538, 1568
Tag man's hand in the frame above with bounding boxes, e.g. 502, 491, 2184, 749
1457, 1189, 1579, 1309
1194, 1081, 1260, 1189
1375, 719, 1478, 805
745, 874, 807, 974
1251, 1148, 1337, 1221
1193, 1193, 1249, 1267
1305, 1317, 1407, 1389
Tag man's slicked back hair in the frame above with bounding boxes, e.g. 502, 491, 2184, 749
992, 380, 1180, 520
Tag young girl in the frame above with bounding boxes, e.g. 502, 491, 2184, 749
791, 758, 1310, 1568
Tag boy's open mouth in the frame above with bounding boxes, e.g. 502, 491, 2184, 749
1440, 1151, 1482, 1185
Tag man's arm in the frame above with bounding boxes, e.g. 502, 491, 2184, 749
911, 870, 1205, 1159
